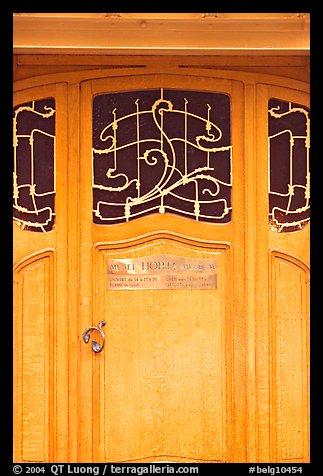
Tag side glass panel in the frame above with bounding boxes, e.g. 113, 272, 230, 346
13, 98, 56, 232
268, 98, 310, 233
92, 89, 232, 224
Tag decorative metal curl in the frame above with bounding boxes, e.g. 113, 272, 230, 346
92, 88, 232, 224
82, 320, 106, 353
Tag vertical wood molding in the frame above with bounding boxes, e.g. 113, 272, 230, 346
244, 83, 257, 461
255, 84, 271, 462
230, 80, 247, 462
54, 82, 69, 461
79, 80, 95, 462
66, 83, 81, 462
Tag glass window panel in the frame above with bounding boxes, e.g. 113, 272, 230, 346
92, 89, 232, 224
13, 98, 56, 232
268, 98, 310, 233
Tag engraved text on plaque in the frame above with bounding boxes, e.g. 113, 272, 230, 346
107, 254, 217, 290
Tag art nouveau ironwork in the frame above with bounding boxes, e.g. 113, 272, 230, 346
92, 89, 232, 224
268, 98, 310, 233
13, 98, 56, 232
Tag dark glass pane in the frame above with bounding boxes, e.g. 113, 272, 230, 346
13, 98, 56, 232
268, 98, 310, 233
92, 89, 232, 224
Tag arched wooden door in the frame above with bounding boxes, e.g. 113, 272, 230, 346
13, 69, 309, 463
79, 75, 245, 463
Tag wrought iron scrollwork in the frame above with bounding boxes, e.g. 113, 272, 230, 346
268, 98, 310, 233
92, 88, 232, 224
13, 98, 56, 232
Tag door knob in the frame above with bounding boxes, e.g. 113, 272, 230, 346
82, 320, 106, 353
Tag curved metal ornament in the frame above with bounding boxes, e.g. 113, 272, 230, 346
82, 320, 106, 353
92, 88, 232, 225
13, 98, 56, 232
268, 98, 310, 233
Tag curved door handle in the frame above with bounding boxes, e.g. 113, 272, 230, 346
82, 320, 106, 353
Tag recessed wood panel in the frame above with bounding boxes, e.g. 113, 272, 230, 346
14, 252, 54, 462
270, 252, 309, 462
94, 236, 231, 462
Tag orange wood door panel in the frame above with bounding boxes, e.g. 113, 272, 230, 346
93, 237, 231, 462
80, 74, 246, 463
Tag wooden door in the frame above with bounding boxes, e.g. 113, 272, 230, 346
255, 84, 310, 463
13, 83, 70, 462
13, 68, 310, 464
79, 75, 246, 463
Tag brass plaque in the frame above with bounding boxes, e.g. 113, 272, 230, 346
107, 254, 217, 290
